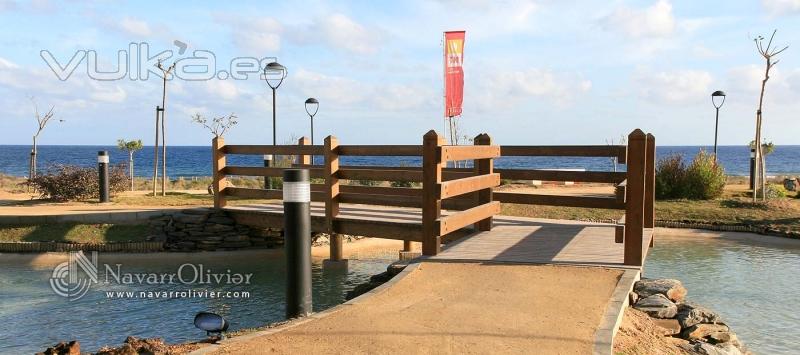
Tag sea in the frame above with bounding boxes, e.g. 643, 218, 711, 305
0, 145, 798, 178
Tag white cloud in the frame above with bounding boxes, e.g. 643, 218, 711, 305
762, 0, 800, 15
287, 14, 382, 55
292, 68, 436, 111
634, 68, 712, 104
600, 0, 676, 38
480, 68, 592, 108
0, 57, 18, 69
229, 17, 282, 54
89, 84, 127, 103
204, 80, 239, 101
118, 17, 153, 37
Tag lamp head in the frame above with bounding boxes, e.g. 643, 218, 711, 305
304, 97, 319, 117
194, 312, 229, 341
711, 90, 726, 109
262, 62, 287, 89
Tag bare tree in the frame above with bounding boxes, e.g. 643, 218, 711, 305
192, 113, 238, 137
29, 98, 59, 182
154, 60, 176, 197
606, 135, 627, 172
752, 30, 788, 201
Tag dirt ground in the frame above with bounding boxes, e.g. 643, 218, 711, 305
210, 263, 622, 355
613, 308, 692, 355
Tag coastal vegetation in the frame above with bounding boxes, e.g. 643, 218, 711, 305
501, 183, 800, 234
655, 151, 726, 200
27, 164, 129, 201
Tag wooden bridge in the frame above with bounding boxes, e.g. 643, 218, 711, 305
211, 129, 655, 267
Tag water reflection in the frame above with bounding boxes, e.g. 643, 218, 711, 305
645, 231, 800, 354
0, 249, 397, 354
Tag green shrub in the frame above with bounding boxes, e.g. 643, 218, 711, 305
655, 154, 686, 199
28, 164, 129, 201
353, 179, 380, 186
763, 184, 787, 199
684, 151, 726, 200
654, 151, 725, 200
390, 180, 419, 188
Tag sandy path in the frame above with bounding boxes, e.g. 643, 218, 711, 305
212, 263, 622, 355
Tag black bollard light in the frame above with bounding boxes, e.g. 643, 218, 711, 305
283, 169, 312, 318
98, 151, 109, 203
264, 154, 273, 189
749, 148, 756, 190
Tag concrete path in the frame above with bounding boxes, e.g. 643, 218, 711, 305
201, 262, 624, 355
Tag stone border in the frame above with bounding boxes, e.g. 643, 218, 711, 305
593, 269, 641, 355
0, 210, 175, 225
189, 261, 423, 355
0, 241, 164, 253
574, 217, 799, 239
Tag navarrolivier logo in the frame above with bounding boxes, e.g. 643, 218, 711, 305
49, 251, 98, 301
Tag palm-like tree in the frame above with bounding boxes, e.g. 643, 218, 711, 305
117, 139, 144, 191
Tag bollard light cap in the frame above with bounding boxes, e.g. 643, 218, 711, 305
283, 169, 310, 202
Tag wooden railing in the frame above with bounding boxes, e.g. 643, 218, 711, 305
211, 128, 655, 265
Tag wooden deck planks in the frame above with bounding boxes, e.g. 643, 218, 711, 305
224, 203, 650, 269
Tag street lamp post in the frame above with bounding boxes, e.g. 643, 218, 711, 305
262, 62, 288, 189
711, 90, 726, 159
304, 98, 319, 165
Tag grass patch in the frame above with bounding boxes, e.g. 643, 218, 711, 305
501, 185, 800, 233
0, 223, 149, 243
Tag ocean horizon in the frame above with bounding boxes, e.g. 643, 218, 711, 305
1, 144, 798, 178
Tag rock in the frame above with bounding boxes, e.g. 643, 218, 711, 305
36, 341, 80, 355
223, 235, 249, 242
708, 331, 738, 345
628, 291, 638, 304
687, 342, 742, 355
207, 216, 235, 225
183, 208, 212, 215
173, 213, 206, 224
633, 294, 677, 318
682, 323, 730, 341
677, 302, 724, 329
387, 261, 409, 276
205, 224, 235, 233
634, 278, 687, 302
651, 318, 681, 336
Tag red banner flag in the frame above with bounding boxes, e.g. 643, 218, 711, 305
444, 31, 465, 118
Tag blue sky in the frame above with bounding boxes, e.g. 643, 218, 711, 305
1, 0, 799, 146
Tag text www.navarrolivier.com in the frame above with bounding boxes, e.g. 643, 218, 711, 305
105, 290, 251, 299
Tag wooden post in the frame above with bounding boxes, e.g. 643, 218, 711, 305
324, 135, 342, 261
422, 130, 444, 256
212, 136, 227, 208
624, 129, 646, 266
473, 133, 494, 231
644, 133, 656, 248
296, 136, 311, 165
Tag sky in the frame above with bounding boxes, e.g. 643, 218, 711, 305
1, 0, 799, 146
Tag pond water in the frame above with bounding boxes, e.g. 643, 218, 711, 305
0, 248, 399, 354
644, 230, 800, 354
2, 232, 798, 354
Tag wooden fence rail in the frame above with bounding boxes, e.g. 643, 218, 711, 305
211, 129, 655, 265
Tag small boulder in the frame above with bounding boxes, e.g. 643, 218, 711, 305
651, 318, 681, 336
677, 302, 724, 329
36, 341, 80, 355
681, 323, 730, 341
634, 278, 687, 302
633, 294, 677, 318
688, 342, 742, 355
